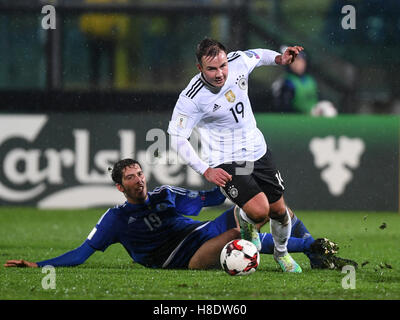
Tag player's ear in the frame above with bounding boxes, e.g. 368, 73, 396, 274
116, 183, 125, 193
196, 63, 202, 73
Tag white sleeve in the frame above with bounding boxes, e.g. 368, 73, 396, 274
242, 49, 280, 73
167, 95, 203, 139
170, 135, 209, 175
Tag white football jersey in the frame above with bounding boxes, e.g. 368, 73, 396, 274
168, 48, 280, 168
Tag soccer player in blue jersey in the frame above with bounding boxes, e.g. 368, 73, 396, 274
4, 159, 356, 270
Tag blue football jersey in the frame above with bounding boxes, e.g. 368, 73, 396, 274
86, 185, 225, 268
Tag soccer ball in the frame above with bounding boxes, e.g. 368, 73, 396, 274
220, 239, 260, 276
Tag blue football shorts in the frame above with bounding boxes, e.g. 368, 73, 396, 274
165, 206, 236, 269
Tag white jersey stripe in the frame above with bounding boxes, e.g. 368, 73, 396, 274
228, 54, 240, 62
186, 79, 202, 98
152, 185, 187, 193
150, 185, 187, 196
189, 83, 204, 98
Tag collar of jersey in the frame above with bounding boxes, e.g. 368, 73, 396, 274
123, 193, 151, 209
201, 73, 222, 94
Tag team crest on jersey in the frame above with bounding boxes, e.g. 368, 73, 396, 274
187, 191, 199, 198
228, 185, 239, 198
238, 78, 247, 90
236, 75, 247, 90
224, 90, 236, 103
156, 203, 168, 212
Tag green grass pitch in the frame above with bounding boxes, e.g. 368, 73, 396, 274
1, 207, 399, 300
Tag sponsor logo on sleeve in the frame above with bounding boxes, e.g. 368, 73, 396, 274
176, 114, 188, 129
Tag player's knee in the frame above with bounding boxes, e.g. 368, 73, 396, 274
269, 206, 288, 223
188, 229, 240, 270
247, 206, 269, 223
268, 197, 288, 221
188, 256, 203, 270
243, 202, 270, 223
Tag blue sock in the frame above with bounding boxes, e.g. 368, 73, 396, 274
259, 233, 314, 254
259, 233, 275, 254
291, 214, 313, 240
290, 214, 326, 265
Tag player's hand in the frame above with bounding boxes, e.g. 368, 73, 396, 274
203, 168, 232, 187
279, 46, 304, 65
4, 259, 38, 268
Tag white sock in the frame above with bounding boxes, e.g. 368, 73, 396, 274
238, 207, 257, 225
270, 208, 291, 256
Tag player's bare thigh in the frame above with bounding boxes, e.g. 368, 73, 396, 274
188, 228, 240, 270
241, 192, 270, 223
243, 193, 290, 221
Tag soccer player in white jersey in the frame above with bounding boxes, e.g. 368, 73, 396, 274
168, 38, 304, 272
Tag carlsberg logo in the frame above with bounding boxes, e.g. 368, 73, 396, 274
0, 115, 132, 207
0, 115, 48, 202
309, 136, 365, 196
0, 115, 201, 208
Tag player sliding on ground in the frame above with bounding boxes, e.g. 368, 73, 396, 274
5, 159, 357, 270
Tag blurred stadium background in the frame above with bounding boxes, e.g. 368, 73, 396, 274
0, 0, 399, 212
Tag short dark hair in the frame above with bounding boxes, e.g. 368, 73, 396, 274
110, 159, 142, 185
196, 38, 227, 65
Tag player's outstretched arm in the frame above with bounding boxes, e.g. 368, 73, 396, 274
5, 241, 96, 268
4, 259, 38, 268
275, 46, 304, 65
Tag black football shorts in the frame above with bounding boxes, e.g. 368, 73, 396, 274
216, 148, 285, 207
